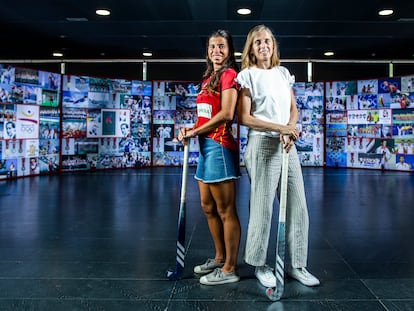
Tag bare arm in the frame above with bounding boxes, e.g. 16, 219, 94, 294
281, 89, 300, 151
288, 88, 299, 127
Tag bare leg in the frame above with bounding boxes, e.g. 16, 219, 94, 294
209, 180, 241, 273
198, 181, 225, 263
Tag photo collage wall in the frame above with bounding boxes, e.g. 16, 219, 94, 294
326, 76, 414, 170
1, 64, 61, 179
61, 75, 152, 171
1, 62, 413, 180
152, 81, 200, 166
293, 82, 325, 166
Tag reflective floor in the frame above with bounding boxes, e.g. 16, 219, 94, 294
0, 167, 414, 311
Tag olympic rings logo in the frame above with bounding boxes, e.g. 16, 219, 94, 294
21, 124, 35, 133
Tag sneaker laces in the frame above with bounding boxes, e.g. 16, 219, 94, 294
291, 267, 320, 285
204, 259, 216, 266
260, 265, 275, 279
212, 268, 224, 278
293, 267, 315, 280
299, 267, 310, 276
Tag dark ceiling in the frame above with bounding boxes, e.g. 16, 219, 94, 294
1, 0, 414, 62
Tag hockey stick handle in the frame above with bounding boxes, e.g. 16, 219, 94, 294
279, 135, 289, 223
166, 138, 190, 280
180, 138, 190, 203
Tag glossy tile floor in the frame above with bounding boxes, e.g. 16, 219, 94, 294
0, 167, 414, 310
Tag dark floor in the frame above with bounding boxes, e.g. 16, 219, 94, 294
0, 167, 414, 311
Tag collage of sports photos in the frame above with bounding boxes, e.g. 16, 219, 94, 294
1, 63, 414, 180
292, 82, 325, 166
1, 65, 61, 179
152, 81, 200, 166
61, 76, 152, 170
325, 77, 414, 170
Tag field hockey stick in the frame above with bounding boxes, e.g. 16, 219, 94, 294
266, 135, 289, 301
166, 137, 190, 280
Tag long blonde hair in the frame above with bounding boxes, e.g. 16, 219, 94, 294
241, 25, 280, 70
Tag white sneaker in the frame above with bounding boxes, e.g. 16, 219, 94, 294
288, 267, 320, 286
255, 265, 276, 287
194, 259, 224, 275
199, 268, 240, 285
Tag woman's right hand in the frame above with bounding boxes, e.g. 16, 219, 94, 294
280, 124, 299, 141
178, 128, 188, 142
281, 134, 295, 152
178, 127, 197, 144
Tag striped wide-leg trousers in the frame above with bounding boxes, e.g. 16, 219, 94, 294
243, 135, 309, 268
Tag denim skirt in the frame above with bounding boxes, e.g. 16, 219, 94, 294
195, 137, 240, 183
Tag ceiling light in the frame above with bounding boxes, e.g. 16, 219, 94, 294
378, 9, 393, 16
96, 9, 111, 16
234, 52, 242, 57
237, 8, 251, 15
324, 51, 334, 56
143, 52, 153, 57
52, 52, 63, 57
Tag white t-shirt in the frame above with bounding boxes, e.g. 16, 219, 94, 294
396, 162, 410, 170
236, 66, 295, 137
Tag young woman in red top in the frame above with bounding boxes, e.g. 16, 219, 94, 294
179, 29, 241, 285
